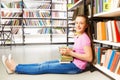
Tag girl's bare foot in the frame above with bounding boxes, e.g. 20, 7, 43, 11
2, 55, 17, 74
5, 58, 17, 72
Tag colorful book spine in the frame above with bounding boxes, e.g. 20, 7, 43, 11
107, 50, 116, 69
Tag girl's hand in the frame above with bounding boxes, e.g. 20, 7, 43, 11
59, 47, 72, 56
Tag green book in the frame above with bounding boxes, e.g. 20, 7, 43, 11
60, 55, 73, 63
59, 46, 73, 63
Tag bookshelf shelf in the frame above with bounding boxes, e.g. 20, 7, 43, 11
94, 8, 120, 17
93, 40, 120, 47
94, 64, 120, 80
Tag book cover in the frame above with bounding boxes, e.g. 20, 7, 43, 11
97, 22, 107, 40
59, 46, 73, 63
60, 55, 73, 63
110, 51, 120, 72
107, 50, 116, 69
115, 60, 120, 75
106, 21, 113, 41
103, 49, 112, 67
96, 47, 108, 64
103, 0, 111, 12
111, 20, 120, 42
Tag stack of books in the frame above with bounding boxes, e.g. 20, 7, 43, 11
59, 46, 73, 63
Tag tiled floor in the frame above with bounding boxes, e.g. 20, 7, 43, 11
0, 45, 113, 80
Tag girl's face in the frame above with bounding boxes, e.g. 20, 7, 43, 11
75, 16, 87, 34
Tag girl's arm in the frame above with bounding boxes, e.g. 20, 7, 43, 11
64, 46, 93, 62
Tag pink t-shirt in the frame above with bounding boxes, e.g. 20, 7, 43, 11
72, 32, 91, 70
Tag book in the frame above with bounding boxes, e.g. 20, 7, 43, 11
115, 60, 120, 75
111, 20, 120, 42
107, 50, 116, 69
106, 21, 113, 42
110, 51, 120, 72
103, 49, 112, 67
97, 22, 107, 40
60, 55, 73, 63
59, 46, 73, 63
95, 47, 108, 65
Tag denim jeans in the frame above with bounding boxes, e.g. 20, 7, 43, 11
15, 60, 82, 74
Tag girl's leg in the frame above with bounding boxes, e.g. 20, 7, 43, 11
15, 60, 82, 74
15, 60, 59, 74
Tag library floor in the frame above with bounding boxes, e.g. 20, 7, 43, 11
0, 45, 113, 80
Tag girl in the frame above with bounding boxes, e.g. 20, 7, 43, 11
2, 15, 94, 74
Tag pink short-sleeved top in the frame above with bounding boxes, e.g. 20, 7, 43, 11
72, 32, 91, 70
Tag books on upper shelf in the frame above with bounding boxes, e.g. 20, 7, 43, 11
59, 46, 73, 63
1, 1, 22, 8
93, 0, 120, 14
94, 20, 120, 43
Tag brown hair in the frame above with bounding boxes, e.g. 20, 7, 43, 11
76, 15, 95, 63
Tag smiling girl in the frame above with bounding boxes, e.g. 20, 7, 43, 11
2, 15, 94, 74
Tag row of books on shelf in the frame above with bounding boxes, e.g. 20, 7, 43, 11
94, 0, 120, 14
52, 3, 67, 11
94, 20, 120, 43
23, 20, 50, 26
1, 1, 22, 8
1, 11, 66, 18
1, 11, 22, 18
1, 0, 66, 9
24, 2, 51, 9
2, 19, 67, 27
24, 28, 66, 35
52, 12, 67, 18
94, 46, 120, 75
34, 3, 51, 9
23, 11, 50, 18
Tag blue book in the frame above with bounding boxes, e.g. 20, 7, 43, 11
107, 50, 116, 69
97, 47, 101, 64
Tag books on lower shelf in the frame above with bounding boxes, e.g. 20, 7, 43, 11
94, 46, 120, 75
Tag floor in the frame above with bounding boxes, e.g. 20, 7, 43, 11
0, 45, 113, 80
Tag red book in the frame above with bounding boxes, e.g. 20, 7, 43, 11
74, 0, 79, 3
111, 20, 120, 42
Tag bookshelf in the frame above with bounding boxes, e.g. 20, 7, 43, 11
67, 0, 90, 45
67, 0, 84, 45
0, 0, 23, 45
0, 0, 68, 45
91, 0, 120, 80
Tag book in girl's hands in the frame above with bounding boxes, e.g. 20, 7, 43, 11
60, 55, 73, 63
59, 46, 73, 63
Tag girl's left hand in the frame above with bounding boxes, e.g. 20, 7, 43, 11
60, 47, 72, 56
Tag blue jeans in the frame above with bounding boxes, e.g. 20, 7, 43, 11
15, 60, 82, 74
